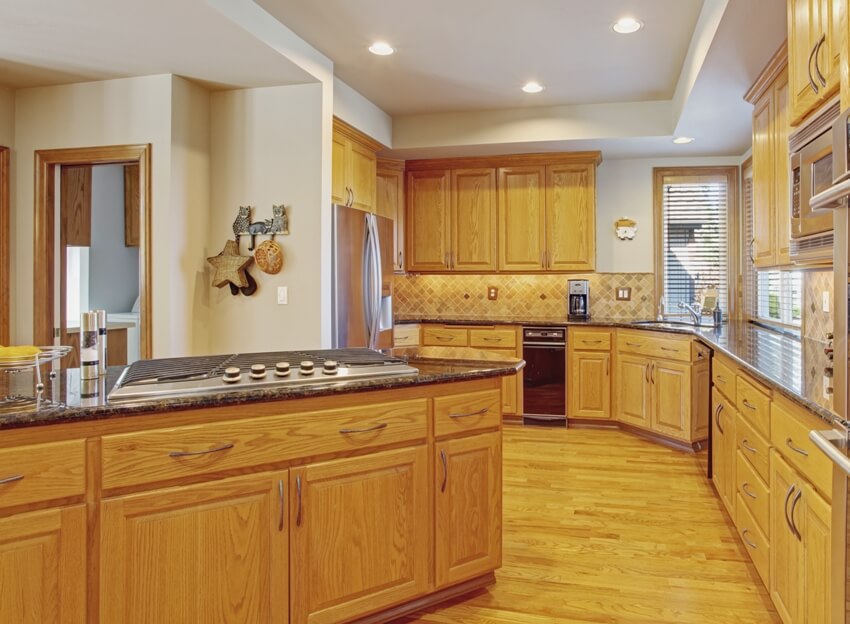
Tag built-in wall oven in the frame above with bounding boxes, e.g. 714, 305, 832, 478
522, 327, 566, 426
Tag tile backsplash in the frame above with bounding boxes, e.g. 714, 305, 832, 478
394, 273, 656, 319
802, 269, 833, 343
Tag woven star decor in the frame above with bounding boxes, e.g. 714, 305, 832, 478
207, 240, 253, 289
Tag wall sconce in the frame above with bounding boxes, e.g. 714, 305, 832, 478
615, 217, 637, 240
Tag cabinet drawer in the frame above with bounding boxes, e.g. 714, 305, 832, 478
736, 413, 771, 484
422, 326, 469, 347
771, 399, 834, 500
735, 493, 770, 588
616, 330, 693, 362
434, 389, 501, 438
0, 439, 86, 510
570, 329, 611, 351
394, 324, 421, 347
736, 374, 770, 438
712, 357, 736, 405
102, 399, 428, 490
469, 329, 517, 349
736, 449, 770, 536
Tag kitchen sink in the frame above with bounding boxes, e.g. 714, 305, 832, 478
630, 320, 713, 330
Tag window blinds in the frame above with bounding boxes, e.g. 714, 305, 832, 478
661, 177, 729, 316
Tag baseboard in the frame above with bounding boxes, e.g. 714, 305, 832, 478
568, 418, 619, 430
567, 418, 706, 453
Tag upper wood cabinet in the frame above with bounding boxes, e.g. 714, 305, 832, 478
788, 0, 841, 125
331, 118, 381, 213
406, 169, 451, 271
376, 158, 406, 273
61, 165, 92, 247
546, 164, 596, 271
498, 166, 546, 271
452, 168, 498, 271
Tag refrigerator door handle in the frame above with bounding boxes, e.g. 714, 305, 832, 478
368, 214, 382, 349
362, 217, 374, 346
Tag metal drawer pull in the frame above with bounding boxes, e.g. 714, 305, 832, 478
660, 346, 678, 352
169, 442, 234, 458
714, 404, 724, 434
0, 474, 23, 486
789, 490, 803, 540
278, 479, 285, 532
436, 335, 452, 341
482, 337, 503, 342
626, 342, 642, 347
741, 439, 758, 454
783, 484, 796, 535
742, 482, 757, 499
449, 407, 489, 419
742, 529, 758, 549
786, 438, 809, 457
440, 449, 448, 492
583, 339, 602, 344
339, 422, 388, 434
742, 399, 757, 411
296, 475, 303, 527
716, 375, 727, 383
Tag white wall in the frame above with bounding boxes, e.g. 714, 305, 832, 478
595, 156, 744, 273
333, 78, 392, 147
208, 83, 324, 353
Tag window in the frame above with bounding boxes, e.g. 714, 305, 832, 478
654, 167, 738, 318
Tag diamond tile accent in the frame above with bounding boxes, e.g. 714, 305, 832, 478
802, 270, 833, 342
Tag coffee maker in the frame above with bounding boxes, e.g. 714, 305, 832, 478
568, 279, 590, 321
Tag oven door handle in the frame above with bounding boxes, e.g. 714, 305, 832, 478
523, 342, 566, 348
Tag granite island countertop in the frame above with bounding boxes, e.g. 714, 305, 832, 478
0, 347, 524, 430
398, 315, 843, 427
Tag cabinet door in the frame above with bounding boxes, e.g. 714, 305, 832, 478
0, 505, 86, 624
711, 393, 737, 516
650, 359, 691, 440
546, 164, 595, 271
100, 472, 289, 624
377, 167, 405, 272
788, 0, 824, 123
615, 353, 651, 428
407, 170, 451, 271
752, 91, 776, 268
452, 168, 497, 271
331, 134, 348, 206
498, 166, 546, 271
349, 141, 377, 213
773, 70, 792, 266
800, 481, 833, 624
435, 431, 502, 588
770, 450, 802, 624
568, 351, 610, 419
290, 446, 429, 624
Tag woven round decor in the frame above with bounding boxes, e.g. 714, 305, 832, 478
255, 239, 283, 274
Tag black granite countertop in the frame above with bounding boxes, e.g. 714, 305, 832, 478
399, 315, 843, 427
0, 347, 523, 431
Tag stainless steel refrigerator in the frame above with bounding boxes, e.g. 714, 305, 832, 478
331, 204, 394, 349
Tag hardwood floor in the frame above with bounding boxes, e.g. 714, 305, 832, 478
397, 426, 780, 624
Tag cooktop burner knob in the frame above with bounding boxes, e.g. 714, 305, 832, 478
300, 360, 315, 375
323, 360, 339, 375
223, 367, 242, 384
275, 362, 291, 377
250, 364, 267, 379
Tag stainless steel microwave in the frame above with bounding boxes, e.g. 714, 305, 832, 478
807, 102, 850, 212
791, 114, 836, 238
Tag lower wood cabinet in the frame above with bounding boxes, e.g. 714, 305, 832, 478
711, 389, 737, 517
435, 431, 502, 589
568, 351, 610, 419
290, 446, 430, 624
614, 353, 651, 428
0, 505, 86, 624
651, 359, 691, 439
100, 472, 289, 624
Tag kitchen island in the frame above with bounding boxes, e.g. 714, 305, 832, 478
0, 347, 522, 624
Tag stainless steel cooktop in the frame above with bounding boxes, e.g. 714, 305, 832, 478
108, 348, 418, 403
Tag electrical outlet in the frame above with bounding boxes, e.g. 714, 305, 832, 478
823, 290, 830, 312
616, 287, 632, 301
487, 286, 499, 301
277, 286, 288, 305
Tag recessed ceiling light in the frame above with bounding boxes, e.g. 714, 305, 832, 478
673, 136, 695, 144
612, 17, 643, 34
522, 81, 544, 94
368, 42, 395, 56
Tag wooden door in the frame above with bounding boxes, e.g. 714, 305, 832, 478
800, 480, 833, 624
773, 69, 791, 266
331, 133, 348, 206
100, 472, 289, 624
752, 91, 776, 267
545, 164, 595, 271
349, 141, 377, 212
498, 166, 545, 271
407, 170, 451, 271
770, 450, 802, 624
568, 351, 610, 419
435, 431, 502, 588
451, 168, 497, 271
0, 505, 86, 624
788, 0, 824, 123
290, 446, 429, 624
615, 354, 651, 428
376, 165, 405, 272
650, 359, 691, 440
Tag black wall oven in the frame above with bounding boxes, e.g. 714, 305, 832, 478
522, 327, 566, 425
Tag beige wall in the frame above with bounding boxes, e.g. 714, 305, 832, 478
207, 83, 324, 353
0, 86, 14, 146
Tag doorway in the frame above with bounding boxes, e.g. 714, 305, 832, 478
33, 145, 152, 363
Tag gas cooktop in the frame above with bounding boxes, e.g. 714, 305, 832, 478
108, 348, 419, 403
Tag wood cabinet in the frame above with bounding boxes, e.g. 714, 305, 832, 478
100, 472, 288, 623
332, 118, 381, 213
545, 163, 596, 271
452, 168, 497, 271
376, 159, 406, 272
651, 359, 692, 440
498, 166, 546, 271
406, 169, 451, 271
712, 389, 737, 517
0, 505, 86, 623
435, 431, 502, 589
615, 353, 652, 428
788, 0, 841, 125
568, 328, 611, 420
290, 446, 429, 624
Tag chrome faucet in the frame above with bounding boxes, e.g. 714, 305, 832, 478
678, 302, 702, 326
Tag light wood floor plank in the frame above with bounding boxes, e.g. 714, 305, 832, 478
397, 426, 779, 624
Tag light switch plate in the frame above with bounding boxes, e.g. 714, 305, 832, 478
487, 286, 498, 301
277, 286, 288, 305
616, 287, 632, 301
823, 291, 830, 312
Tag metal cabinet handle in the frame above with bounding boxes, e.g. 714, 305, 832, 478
741, 439, 757, 454
339, 422, 388, 434
813, 33, 827, 87
482, 337, 503, 342
444, 252, 450, 268
296, 475, 303, 527
278, 479, 285, 532
742, 482, 757, 499
742, 529, 758, 549
436, 335, 452, 342
790, 490, 803, 540
808, 40, 821, 94
398, 251, 403, 268
583, 340, 603, 344
650, 362, 655, 384
0, 474, 23, 486
450, 407, 488, 419
440, 449, 448, 493
605, 355, 610, 377
783, 484, 796, 535
742, 399, 757, 411
169, 442, 234, 458
660, 347, 678, 352
348, 187, 355, 207
749, 238, 756, 264
714, 404, 724, 434
540, 251, 545, 268
716, 374, 727, 383
645, 364, 650, 384
786, 438, 809, 457
626, 342, 642, 347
